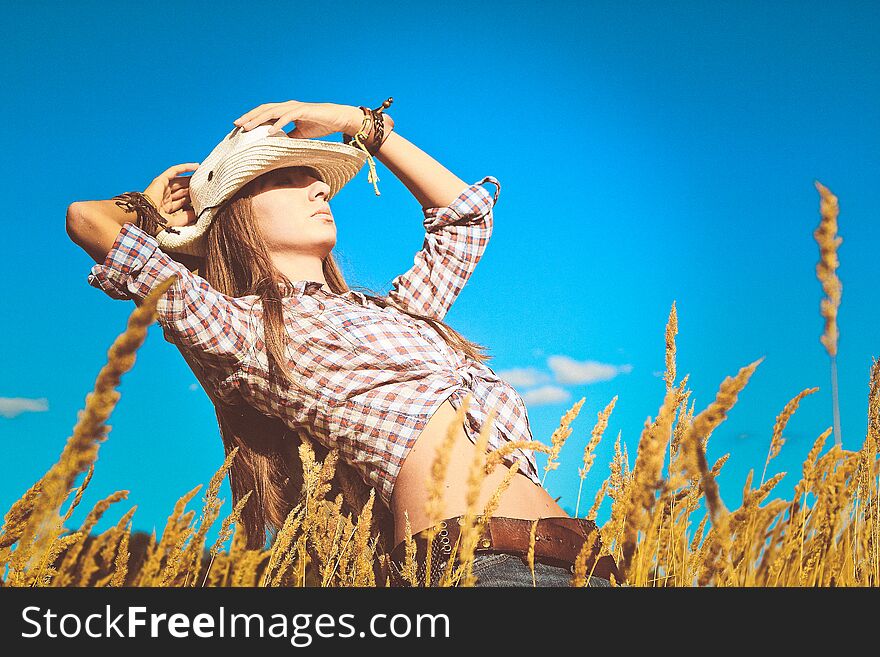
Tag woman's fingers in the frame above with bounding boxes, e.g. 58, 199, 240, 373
169, 196, 192, 214
240, 112, 279, 130
163, 162, 200, 179
170, 174, 192, 188
233, 102, 275, 123
235, 101, 301, 130
267, 110, 298, 134
170, 187, 189, 201
233, 102, 283, 127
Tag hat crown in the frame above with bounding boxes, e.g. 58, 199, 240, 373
189, 124, 274, 216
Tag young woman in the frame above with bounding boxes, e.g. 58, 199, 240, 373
66, 99, 615, 587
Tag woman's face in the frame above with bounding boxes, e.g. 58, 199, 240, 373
249, 166, 336, 257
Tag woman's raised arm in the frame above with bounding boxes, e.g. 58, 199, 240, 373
66, 162, 200, 265
373, 130, 471, 209
65, 168, 254, 372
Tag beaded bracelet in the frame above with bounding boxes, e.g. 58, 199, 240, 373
112, 191, 181, 237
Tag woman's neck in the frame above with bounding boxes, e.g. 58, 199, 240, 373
270, 251, 328, 288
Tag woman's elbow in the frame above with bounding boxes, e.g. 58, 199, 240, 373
66, 202, 87, 242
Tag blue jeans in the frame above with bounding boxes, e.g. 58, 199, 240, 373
470, 552, 612, 587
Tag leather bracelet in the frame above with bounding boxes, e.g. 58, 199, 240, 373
343, 97, 394, 155
112, 191, 181, 237
368, 107, 384, 155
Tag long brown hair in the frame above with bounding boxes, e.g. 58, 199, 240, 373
192, 166, 492, 550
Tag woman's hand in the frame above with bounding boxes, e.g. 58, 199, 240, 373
232, 100, 362, 139
143, 162, 200, 228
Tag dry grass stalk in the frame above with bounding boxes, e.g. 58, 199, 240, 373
110, 519, 131, 587
178, 446, 241, 586
576, 396, 618, 517
527, 518, 538, 587
665, 301, 678, 393
422, 393, 471, 586
202, 490, 253, 586
587, 478, 610, 522
618, 388, 679, 583
813, 180, 843, 446
435, 460, 521, 587
449, 403, 502, 587
484, 440, 553, 474
761, 387, 819, 486
4, 276, 175, 587
0, 480, 44, 565
541, 397, 586, 486
53, 490, 128, 587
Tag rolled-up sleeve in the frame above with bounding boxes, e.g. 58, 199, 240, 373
387, 176, 499, 321
87, 222, 253, 368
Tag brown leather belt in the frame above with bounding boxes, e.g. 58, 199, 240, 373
384, 515, 621, 587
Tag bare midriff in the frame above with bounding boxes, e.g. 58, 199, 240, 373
389, 395, 570, 548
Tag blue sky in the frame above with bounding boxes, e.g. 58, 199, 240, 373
1, 1, 878, 550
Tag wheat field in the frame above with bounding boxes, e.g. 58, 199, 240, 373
3, 180, 875, 587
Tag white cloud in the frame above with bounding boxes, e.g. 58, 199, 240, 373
495, 367, 551, 388
547, 355, 633, 385
189, 383, 199, 391
0, 397, 49, 419
521, 386, 571, 406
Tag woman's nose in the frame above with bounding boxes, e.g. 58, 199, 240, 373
313, 180, 331, 198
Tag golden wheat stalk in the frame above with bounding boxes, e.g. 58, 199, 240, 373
434, 460, 521, 588
813, 180, 843, 446
262, 501, 305, 587
91, 506, 137, 587
602, 430, 629, 558
5, 276, 175, 587
527, 518, 538, 587
317, 499, 348, 587
484, 440, 553, 473
53, 490, 129, 587
576, 396, 617, 517
350, 489, 376, 587
201, 490, 253, 586
451, 403, 502, 587
586, 478, 610, 522
618, 388, 679, 583
422, 393, 471, 586
110, 518, 132, 587
59, 465, 94, 525
0, 480, 43, 557
542, 397, 586, 486
137, 485, 200, 586
683, 359, 763, 523
182, 447, 241, 586
683, 359, 762, 585
275, 440, 341, 587
665, 301, 678, 393
761, 387, 819, 486
399, 511, 418, 586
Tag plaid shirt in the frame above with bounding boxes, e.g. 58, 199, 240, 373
87, 176, 542, 507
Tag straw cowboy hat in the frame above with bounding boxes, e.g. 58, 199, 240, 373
157, 123, 369, 257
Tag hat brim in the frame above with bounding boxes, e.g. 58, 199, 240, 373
159, 132, 368, 257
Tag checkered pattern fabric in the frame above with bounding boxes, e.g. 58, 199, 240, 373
87, 176, 542, 506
